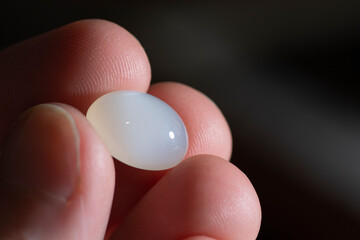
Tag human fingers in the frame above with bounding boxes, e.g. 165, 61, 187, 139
110, 155, 261, 240
0, 103, 115, 240
107, 82, 232, 231
0, 19, 151, 141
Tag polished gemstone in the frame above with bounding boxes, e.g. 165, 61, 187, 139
86, 91, 188, 170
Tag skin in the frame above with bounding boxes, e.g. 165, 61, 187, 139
0, 19, 261, 239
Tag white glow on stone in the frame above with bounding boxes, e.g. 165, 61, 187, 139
169, 131, 175, 140
86, 91, 188, 171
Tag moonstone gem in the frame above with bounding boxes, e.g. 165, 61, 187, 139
86, 91, 188, 171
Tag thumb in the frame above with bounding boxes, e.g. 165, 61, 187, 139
0, 104, 115, 239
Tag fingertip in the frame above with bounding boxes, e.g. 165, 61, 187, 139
0, 19, 151, 140
50, 103, 116, 239
181, 236, 216, 240
54, 103, 115, 208
43, 19, 152, 110
0, 103, 115, 239
112, 155, 261, 240
175, 155, 262, 240
62, 19, 152, 96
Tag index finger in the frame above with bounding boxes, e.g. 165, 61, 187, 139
0, 19, 151, 141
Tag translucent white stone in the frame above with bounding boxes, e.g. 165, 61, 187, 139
86, 91, 188, 170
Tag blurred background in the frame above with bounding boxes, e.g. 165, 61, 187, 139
1, 1, 360, 239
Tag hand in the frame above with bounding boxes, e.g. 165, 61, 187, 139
0, 19, 261, 240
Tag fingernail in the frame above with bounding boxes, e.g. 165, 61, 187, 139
0, 104, 80, 202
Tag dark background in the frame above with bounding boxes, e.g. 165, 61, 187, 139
1, 1, 360, 239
